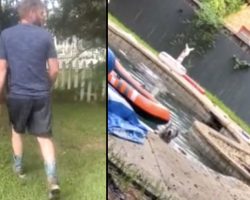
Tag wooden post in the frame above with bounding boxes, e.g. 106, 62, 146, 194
87, 80, 94, 102
67, 62, 71, 90
54, 60, 61, 89
61, 61, 66, 89
74, 59, 79, 89
80, 65, 86, 101
102, 80, 106, 100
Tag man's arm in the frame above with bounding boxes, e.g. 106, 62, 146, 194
0, 32, 7, 99
47, 58, 59, 86
46, 34, 59, 87
0, 59, 7, 103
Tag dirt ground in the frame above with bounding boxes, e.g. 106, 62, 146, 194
108, 161, 156, 200
108, 133, 250, 200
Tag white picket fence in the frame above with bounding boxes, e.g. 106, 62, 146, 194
54, 60, 106, 102
54, 36, 106, 102
54, 36, 105, 63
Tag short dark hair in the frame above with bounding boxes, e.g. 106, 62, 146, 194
17, 0, 45, 19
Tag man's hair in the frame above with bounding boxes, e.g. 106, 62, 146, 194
17, 0, 45, 19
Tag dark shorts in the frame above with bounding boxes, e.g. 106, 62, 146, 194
6, 96, 52, 137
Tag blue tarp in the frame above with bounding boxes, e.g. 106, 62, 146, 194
108, 84, 148, 144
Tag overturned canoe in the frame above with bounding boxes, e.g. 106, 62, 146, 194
114, 52, 156, 102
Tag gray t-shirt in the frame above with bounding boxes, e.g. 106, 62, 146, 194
0, 23, 57, 98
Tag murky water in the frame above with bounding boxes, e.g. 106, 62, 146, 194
109, 46, 217, 167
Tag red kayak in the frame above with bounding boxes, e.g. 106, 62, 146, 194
114, 60, 157, 102
108, 71, 171, 123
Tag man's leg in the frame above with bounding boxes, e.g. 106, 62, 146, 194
37, 136, 56, 168
12, 128, 25, 177
12, 128, 23, 157
30, 97, 60, 199
7, 97, 32, 178
37, 136, 60, 198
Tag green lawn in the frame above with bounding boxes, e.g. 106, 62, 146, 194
0, 100, 106, 200
109, 13, 158, 56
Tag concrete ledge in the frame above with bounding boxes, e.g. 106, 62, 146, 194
108, 136, 173, 199
190, 120, 250, 184
108, 132, 250, 200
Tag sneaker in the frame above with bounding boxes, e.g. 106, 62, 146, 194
12, 165, 26, 179
48, 177, 60, 200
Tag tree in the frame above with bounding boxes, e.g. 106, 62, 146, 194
0, 0, 19, 32
0, 0, 106, 47
47, 0, 106, 47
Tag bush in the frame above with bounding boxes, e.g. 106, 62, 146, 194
196, 2, 223, 29
191, 0, 245, 52
199, 0, 245, 17
224, 0, 245, 15
201, 0, 226, 15
196, 0, 245, 29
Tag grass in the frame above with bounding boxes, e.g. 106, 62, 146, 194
108, 13, 250, 134
0, 99, 106, 200
108, 13, 158, 55
206, 91, 250, 133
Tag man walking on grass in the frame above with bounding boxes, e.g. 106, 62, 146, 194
0, 0, 60, 199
